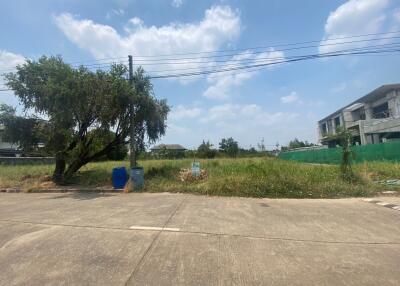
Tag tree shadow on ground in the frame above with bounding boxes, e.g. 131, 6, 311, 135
47, 192, 116, 201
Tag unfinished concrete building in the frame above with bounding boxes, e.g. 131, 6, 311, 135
318, 84, 400, 147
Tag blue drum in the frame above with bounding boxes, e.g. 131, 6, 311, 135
111, 167, 128, 189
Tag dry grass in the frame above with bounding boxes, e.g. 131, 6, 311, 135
1, 157, 399, 198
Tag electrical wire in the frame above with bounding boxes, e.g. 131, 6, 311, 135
63, 41, 400, 75
128, 35, 400, 62
1, 47, 399, 87
149, 47, 400, 79
1, 34, 400, 86
127, 30, 400, 58
1, 30, 400, 72
144, 42, 400, 74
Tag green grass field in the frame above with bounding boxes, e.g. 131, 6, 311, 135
1, 157, 399, 198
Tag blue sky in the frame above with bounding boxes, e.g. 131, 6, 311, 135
1, 0, 400, 149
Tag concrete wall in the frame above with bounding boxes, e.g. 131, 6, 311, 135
364, 117, 400, 134
389, 90, 400, 116
0, 157, 55, 165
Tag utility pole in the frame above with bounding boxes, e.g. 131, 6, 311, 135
128, 55, 136, 169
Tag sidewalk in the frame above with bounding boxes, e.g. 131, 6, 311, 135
0, 193, 399, 285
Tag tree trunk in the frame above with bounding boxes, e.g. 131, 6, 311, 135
53, 152, 66, 183
63, 158, 87, 181
52, 137, 122, 184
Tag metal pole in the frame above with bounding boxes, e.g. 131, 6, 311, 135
128, 55, 136, 169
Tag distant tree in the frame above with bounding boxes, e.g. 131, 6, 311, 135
5, 56, 169, 183
197, 140, 217, 159
287, 138, 314, 150
0, 104, 47, 154
219, 137, 239, 158
152, 146, 185, 159
257, 138, 266, 152
248, 146, 257, 154
237, 147, 259, 157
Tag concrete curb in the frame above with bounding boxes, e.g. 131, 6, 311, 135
0, 188, 123, 193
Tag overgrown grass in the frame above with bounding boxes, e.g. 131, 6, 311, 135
1, 157, 399, 198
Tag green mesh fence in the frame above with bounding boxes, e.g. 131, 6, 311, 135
278, 141, 400, 164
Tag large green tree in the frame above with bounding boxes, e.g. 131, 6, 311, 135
5, 56, 169, 183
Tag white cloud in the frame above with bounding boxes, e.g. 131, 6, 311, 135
0, 50, 25, 72
169, 105, 203, 120
172, 0, 184, 8
167, 123, 190, 135
55, 6, 240, 77
0, 50, 25, 85
106, 8, 125, 19
0, 50, 25, 106
203, 49, 285, 100
387, 8, 400, 34
201, 103, 296, 125
280, 91, 299, 103
202, 69, 253, 100
394, 9, 400, 23
124, 17, 144, 33
319, 0, 389, 54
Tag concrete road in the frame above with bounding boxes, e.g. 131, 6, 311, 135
0, 192, 399, 286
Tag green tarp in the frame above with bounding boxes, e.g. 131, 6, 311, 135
279, 141, 400, 164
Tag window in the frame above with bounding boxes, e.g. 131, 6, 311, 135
372, 102, 389, 119
334, 117, 340, 127
321, 123, 327, 136
327, 120, 333, 133
351, 107, 365, 121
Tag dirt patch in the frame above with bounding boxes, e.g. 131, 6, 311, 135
179, 168, 208, 182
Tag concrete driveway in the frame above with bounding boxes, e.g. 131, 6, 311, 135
0, 192, 399, 286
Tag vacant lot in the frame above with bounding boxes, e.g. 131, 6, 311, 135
1, 157, 399, 198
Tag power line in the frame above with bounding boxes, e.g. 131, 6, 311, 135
63, 38, 400, 74
1, 30, 400, 72
128, 35, 400, 63
149, 47, 400, 79
70, 60, 125, 68
1, 47, 399, 87
67, 56, 126, 65
147, 44, 400, 77
76, 42, 400, 74
0, 61, 126, 74
127, 30, 400, 58
144, 42, 400, 74
1, 40, 399, 86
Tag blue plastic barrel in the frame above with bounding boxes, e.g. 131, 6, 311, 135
130, 167, 144, 190
112, 167, 128, 189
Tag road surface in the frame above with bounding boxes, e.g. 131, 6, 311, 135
0, 192, 399, 285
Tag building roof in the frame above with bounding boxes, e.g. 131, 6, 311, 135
318, 84, 400, 123
150, 144, 186, 151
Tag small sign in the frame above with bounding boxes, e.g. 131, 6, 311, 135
191, 162, 200, 177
